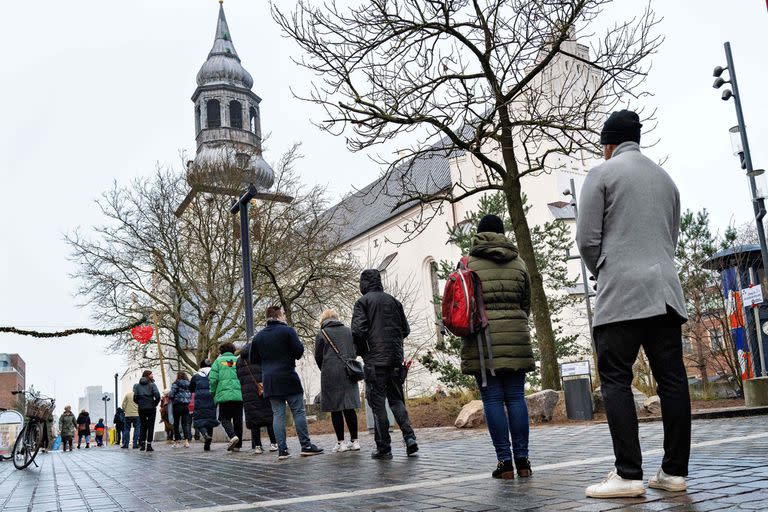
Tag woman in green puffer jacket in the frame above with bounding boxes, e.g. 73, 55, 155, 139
460, 214, 534, 481
209, 342, 244, 451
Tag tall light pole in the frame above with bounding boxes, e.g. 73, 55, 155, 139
713, 42, 768, 384
101, 393, 111, 426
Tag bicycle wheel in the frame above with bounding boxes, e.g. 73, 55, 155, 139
12, 421, 41, 470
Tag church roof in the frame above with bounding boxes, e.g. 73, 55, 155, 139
327, 136, 466, 245
196, 3, 254, 90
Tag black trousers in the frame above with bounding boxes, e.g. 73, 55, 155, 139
331, 409, 359, 441
250, 424, 276, 448
218, 401, 243, 448
173, 404, 192, 441
365, 365, 415, 452
138, 408, 156, 446
594, 309, 691, 480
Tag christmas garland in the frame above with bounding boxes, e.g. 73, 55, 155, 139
0, 316, 148, 338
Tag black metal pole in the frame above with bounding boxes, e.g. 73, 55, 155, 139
114, 373, 118, 411
725, 42, 768, 276
230, 185, 259, 341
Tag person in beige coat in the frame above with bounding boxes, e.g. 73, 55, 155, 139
121, 390, 140, 449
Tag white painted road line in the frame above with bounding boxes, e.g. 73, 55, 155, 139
169, 432, 768, 512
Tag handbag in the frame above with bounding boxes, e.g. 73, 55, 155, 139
321, 329, 365, 382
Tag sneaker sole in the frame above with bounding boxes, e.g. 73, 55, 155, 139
300, 452, 323, 456
277, 456, 291, 460
586, 488, 645, 498
649, 481, 687, 492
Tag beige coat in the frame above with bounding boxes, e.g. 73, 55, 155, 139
121, 391, 139, 417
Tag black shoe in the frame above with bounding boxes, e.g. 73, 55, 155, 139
277, 450, 291, 460
204, 439, 212, 451
146, 444, 154, 452
77, 445, 81, 449
85, 444, 90, 449
300, 444, 324, 456
492, 460, 515, 479
371, 449, 393, 460
514, 458, 532, 478
139, 444, 146, 452
406, 438, 419, 456
120, 445, 128, 449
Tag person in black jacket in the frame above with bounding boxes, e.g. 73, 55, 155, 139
237, 344, 277, 454
133, 370, 161, 452
351, 269, 418, 459
189, 359, 220, 451
76, 410, 91, 449
113, 407, 125, 447
169, 371, 193, 448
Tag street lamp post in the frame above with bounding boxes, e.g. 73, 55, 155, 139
101, 393, 111, 428
230, 184, 259, 341
713, 42, 768, 385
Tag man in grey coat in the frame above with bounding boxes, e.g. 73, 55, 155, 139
576, 110, 691, 498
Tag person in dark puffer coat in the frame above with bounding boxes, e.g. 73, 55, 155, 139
189, 359, 219, 451
461, 214, 534, 480
237, 344, 277, 454
169, 371, 193, 447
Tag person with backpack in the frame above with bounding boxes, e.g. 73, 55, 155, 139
169, 371, 193, 448
209, 342, 244, 451
189, 359, 219, 451
237, 343, 278, 454
59, 405, 77, 452
133, 370, 161, 452
76, 409, 91, 449
351, 269, 418, 460
451, 214, 535, 480
94, 418, 106, 447
314, 309, 362, 453
113, 407, 125, 447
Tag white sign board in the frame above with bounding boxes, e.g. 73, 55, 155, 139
561, 360, 591, 378
741, 285, 764, 307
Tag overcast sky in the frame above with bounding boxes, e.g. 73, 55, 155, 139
1, 1, 767, 413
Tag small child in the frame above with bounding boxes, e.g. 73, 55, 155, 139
94, 419, 106, 447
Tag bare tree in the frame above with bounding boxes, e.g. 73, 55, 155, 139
273, 0, 661, 389
68, 145, 359, 372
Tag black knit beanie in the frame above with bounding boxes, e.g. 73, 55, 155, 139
600, 109, 642, 145
477, 214, 505, 234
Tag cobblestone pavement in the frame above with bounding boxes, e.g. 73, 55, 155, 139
1, 415, 766, 511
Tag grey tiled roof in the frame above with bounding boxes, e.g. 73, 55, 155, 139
327, 137, 465, 245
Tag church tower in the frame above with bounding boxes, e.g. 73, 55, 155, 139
188, 2, 274, 191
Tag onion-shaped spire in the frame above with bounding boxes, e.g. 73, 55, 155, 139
196, 3, 254, 89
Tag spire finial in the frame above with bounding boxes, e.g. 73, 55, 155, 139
219, 0, 223, 4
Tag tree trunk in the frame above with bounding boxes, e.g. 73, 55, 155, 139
504, 176, 561, 390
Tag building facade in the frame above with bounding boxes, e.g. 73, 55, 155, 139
0, 354, 25, 410
77, 386, 115, 424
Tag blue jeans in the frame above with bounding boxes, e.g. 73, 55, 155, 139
270, 393, 311, 452
122, 416, 140, 448
476, 371, 529, 462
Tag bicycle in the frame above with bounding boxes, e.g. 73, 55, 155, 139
9, 390, 55, 469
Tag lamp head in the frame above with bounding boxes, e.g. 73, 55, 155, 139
722, 89, 733, 101
713, 77, 727, 89
713, 65, 726, 78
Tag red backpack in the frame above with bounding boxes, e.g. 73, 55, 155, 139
441, 256, 488, 337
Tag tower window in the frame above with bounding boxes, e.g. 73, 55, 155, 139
195, 105, 201, 133
249, 107, 258, 134
229, 101, 243, 129
206, 99, 221, 128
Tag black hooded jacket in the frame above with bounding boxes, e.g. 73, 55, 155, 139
133, 377, 161, 411
350, 269, 410, 367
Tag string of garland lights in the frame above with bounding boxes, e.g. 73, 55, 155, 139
0, 316, 148, 339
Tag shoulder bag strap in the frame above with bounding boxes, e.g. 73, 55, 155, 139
321, 329, 347, 365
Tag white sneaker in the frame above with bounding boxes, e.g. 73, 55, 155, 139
227, 436, 240, 451
332, 442, 344, 453
253, 446, 264, 454
171, 442, 178, 448
585, 470, 645, 498
350, 440, 361, 451
184, 440, 190, 448
649, 468, 687, 492
269, 443, 278, 452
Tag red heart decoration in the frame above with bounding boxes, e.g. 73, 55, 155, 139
131, 326, 154, 344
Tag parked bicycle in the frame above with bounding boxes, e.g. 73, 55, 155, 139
7, 390, 54, 469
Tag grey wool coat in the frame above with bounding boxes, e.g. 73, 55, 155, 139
314, 320, 362, 412
575, 141, 687, 327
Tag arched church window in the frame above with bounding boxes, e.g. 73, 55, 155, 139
429, 259, 444, 343
229, 100, 243, 129
206, 99, 221, 128
195, 105, 201, 133
249, 107, 258, 134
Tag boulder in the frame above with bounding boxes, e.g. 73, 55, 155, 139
644, 395, 661, 415
632, 386, 648, 413
454, 400, 485, 428
525, 389, 560, 422
591, 386, 647, 414
552, 390, 568, 422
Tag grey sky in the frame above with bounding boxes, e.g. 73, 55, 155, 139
1, 1, 767, 413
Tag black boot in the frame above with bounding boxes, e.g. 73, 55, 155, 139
371, 449, 393, 460
514, 458, 532, 478
146, 443, 154, 452
139, 443, 146, 451
492, 460, 515, 479
204, 439, 211, 451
